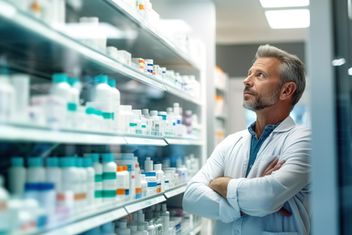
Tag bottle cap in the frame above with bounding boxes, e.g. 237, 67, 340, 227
11, 157, 24, 167
46, 157, 59, 167
102, 153, 114, 163
28, 157, 43, 167
52, 73, 68, 83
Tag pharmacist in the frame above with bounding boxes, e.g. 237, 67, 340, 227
183, 45, 310, 235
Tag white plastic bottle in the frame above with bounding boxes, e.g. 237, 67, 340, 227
10, 74, 30, 123
76, 158, 87, 209
27, 157, 46, 183
161, 203, 170, 235
150, 110, 161, 136
140, 174, 148, 198
154, 164, 165, 193
68, 77, 81, 105
93, 75, 114, 112
85, 153, 103, 203
45, 157, 62, 193
0, 70, 15, 122
8, 157, 26, 196
116, 166, 130, 201
83, 157, 95, 206
59, 157, 77, 214
144, 156, 153, 173
102, 153, 117, 201
50, 73, 72, 103
108, 79, 120, 115
0, 175, 10, 233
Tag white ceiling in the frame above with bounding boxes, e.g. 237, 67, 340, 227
213, 0, 308, 44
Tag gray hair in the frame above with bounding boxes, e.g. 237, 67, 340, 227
255, 44, 306, 107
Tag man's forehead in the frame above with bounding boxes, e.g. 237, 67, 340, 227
250, 57, 281, 70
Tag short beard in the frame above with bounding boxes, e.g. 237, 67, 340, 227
243, 85, 282, 111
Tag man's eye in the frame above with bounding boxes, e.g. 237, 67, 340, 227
256, 72, 265, 78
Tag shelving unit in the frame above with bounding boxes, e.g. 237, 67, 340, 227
214, 67, 229, 145
0, 0, 206, 234
36, 184, 187, 235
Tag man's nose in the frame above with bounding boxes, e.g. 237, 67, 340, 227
243, 75, 253, 86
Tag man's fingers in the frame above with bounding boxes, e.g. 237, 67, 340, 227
278, 208, 291, 217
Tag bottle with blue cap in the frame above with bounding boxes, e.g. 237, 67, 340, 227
101, 153, 117, 201
8, 157, 26, 196
26, 157, 45, 184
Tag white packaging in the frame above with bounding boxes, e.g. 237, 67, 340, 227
154, 164, 165, 193
0, 175, 10, 233
116, 50, 132, 66
84, 153, 103, 203
144, 156, 153, 173
8, 157, 26, 196
118, 105, 133, 133
0, 73, 15, 122
108, 79, 120, 123
59, 157, 77, 215
43, 0, 66, 25
75, 158, 87, 210
50, 73, 72, 103
26, 157, 45, 183
116, 166, 130, 201
140, 174, 147, 198
150, 110, 161, 136
78, 17, 107, 53
83, 157, 95, 205
106, 46, 119, 60
45, 157, 62, 193
10, 74, 30, 123
161, 203, 170, 235
102, 153, 117, 201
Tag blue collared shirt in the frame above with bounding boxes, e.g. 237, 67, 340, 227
246, 122, 278, 176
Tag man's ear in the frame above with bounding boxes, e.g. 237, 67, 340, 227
280, 82, 297, 100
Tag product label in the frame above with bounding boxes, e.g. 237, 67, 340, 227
95, 190, 103, 198
103, 172, 117, 180
102, 190, 116, 198
95, 174, 103, 182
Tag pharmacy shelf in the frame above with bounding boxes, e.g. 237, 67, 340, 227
43, 207, 127, 235
165, 138, 204, 146
0, 123, 127, 145
37, 184, 188, 235
0, 1, 201, 107
124, 135, 167, 146
164, 184, 187, 199
125, 194, 166, 214
82, 0, 200, 71
188, 224, 202, 235
0, 123, 204, 146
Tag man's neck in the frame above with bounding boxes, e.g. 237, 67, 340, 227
255, 109, 289, 137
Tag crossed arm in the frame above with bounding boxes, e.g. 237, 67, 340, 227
182, 130, 310, 223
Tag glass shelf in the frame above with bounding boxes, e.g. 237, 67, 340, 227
0, 1, 201, 107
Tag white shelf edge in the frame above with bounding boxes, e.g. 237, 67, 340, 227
0, 1, 204, 105
107, 0, 200, 70
164, 184, 187, 198
0, 124, 127, 145
125, 194, 166, 214
44, 207, 127, 235
164, 138, 204, 146
124, 136, 167, 146
188, 224, 202, 235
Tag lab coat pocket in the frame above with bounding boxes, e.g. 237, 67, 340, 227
262, 232, 298, 235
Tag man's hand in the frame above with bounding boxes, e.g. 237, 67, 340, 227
260, 158, 285, 177
208, 176, 232, 198
261, 158, 291, 217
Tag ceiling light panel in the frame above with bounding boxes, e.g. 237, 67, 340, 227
260, 0, 309, 8
265, 9, 310, 29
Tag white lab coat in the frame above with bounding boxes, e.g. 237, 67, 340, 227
183, 116, 310, 235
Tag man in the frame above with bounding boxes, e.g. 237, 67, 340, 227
183, 45, 310, 235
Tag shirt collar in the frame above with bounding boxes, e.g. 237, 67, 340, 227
248, 122, 278, 139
